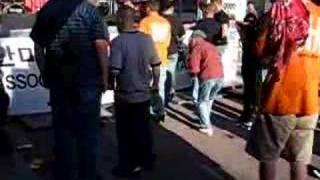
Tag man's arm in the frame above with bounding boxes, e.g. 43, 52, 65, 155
219, 11, 230, 44
91, 6, 110, 91
95, 40, 109, 91
188, 45, 202, 76
221, 23, 228, 40
34, 43, 49, 86
109, 39, 123, 90
152, 66, 160, 91
146, 36, 161, 90
177, 19, 186, 42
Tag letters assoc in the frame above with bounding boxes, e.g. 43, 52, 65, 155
0, 45, 44, 90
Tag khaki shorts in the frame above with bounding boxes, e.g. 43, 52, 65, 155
246, 114, 318, 163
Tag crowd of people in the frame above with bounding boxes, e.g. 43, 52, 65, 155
0, 0, 320, 179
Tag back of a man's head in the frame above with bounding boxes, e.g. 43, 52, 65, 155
202, 2, 217, 17
117, 6, 136, 32
146, 0, 160, 12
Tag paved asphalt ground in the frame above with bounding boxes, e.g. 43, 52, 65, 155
1, 88, 320, 180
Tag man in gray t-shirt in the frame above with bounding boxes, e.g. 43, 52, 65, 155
110, 31, 160, 102
109, 6, 160, 178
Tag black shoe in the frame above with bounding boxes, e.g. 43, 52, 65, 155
111, 165, 142, 178
141, 154, 157, 171
152, 114, 165, 124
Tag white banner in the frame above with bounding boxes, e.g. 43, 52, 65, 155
0, 37, 114, 115
0, 37, 50, 115
0, 25, 242, 115
223, 0, 247, 21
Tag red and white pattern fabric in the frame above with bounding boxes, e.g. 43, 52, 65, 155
25, 0, 48, 14
265, 0, 310, 70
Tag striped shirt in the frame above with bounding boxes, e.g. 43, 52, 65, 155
49, 1, 109, 87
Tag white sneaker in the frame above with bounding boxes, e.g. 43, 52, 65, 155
199, 128, 213, 136
243, 122, 253, 131
313, 169, 320, 179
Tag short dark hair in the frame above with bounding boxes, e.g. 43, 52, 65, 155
116, 6, 135, 31
146, 0, 160, 11
117, 6, 135, 22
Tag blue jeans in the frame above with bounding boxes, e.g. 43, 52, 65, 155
50, 86, 102, 180
159, 66, 168, 109
197, 78, 223, 128
167, 53, 179, 93
196, 7, 203, 21
192, 77, 199, 104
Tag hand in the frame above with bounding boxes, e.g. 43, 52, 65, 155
151, 83, 159, 94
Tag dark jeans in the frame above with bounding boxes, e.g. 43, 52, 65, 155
241, 61, 258, 122
115, 99, 153, 169
0, 85, 9, 126
50, 86, 102, 180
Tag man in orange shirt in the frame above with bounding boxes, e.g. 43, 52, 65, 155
246, 0, 320, 179
139, 0, 171, 117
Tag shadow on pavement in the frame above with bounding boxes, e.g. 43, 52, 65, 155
175, 91, 249, 140
0, 114, 236, 180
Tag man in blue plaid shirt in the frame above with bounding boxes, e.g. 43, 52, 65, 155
31, 0, 109, 179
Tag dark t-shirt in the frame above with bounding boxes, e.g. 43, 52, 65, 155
163, 14, 186, 55
243, 13, 258, 43
110, 31, 160, 103
214, 10, 229, 46
242, 13, 258, 68
193, 18, 220, 45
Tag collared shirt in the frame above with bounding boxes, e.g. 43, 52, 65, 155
110, 30, 160, 103
188, 39, 224, 81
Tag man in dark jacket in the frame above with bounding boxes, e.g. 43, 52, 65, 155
239, 1, 259, 126
31, 0, 109, 179
0, 19, 11, 156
